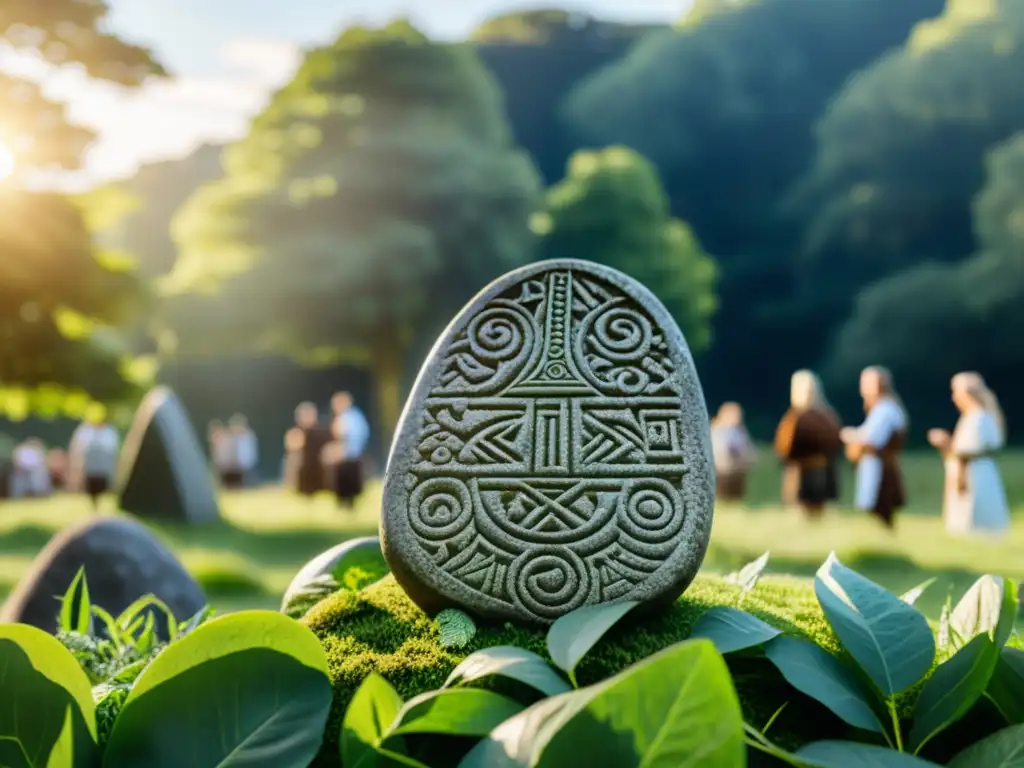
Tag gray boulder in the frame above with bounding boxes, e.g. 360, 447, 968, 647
116, 386, 221, 524
0, 516, 207, 638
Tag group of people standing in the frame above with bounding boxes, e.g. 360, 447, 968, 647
711, 366, 1011, 535
283, 391, 371, 508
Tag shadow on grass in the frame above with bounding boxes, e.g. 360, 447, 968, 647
0, 522, 60, 555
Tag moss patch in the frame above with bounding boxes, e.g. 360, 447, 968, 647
304, 573, 852, 767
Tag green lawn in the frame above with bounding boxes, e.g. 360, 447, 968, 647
0, 447, 1021, 622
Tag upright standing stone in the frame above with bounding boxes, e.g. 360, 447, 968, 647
381, 259, 715, 626
116, 386, 221, 524
0, 517, 207, 638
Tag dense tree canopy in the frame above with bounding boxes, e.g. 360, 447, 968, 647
534, 147, 717, 351
0, 0, 164, 417
167, 21, 541, 435
472, 10, 659, 184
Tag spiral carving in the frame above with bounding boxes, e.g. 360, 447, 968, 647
590, 307, 653, 363
618, 479, 684, 546
409, 477, 472, 541
467, 305, 533, 364
509, 549, 590, 620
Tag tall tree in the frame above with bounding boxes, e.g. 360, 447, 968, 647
0, 1, 165, 418
472, 10, 660, 185
533, 146, 718, 351
167, 22, 541, 440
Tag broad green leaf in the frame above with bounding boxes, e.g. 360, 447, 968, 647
342, 673, 404, 768
909, 632, 1000, 752
546, 601, 639, 683
948, 723, 1024, 767
689, 606, 781, 654
763, 636, 884, 733
815, 552, 935, 696
796, 740, 943, 766
59, 568, 92, 636
388, 689, 523, 738
988, 647, 1024, 724
951, 575, 1018, 649
0, 625, 97, 739
281, 537, 388, 616
444, 646, 571, 697
462, 638, 745, 768
900, 578, 937, 607
103, 648, 332, 768
124, 610, 328, 706
45, 707, 74, 768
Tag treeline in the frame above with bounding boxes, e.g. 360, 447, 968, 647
6, 0, 1024, 470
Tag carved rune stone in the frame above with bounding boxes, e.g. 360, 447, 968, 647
381, 259, 715, 626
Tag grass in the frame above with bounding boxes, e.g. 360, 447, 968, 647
0, 448, 1022, 621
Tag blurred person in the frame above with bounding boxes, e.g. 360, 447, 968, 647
209, 420, 241, 488
840, 366, 908, 529
10, 438, 51, 498
928, 372, 1010, 536
330, 392, 371, 510
284, 402, 332, 497
774, 370, 843, 519
229, 414, 259, 487
47, 448, 69, 490
710, 402, 756, 503
69, 409, 120, 510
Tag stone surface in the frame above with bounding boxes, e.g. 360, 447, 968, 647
381, 259, 715, 626
280, 536, 386, 611
0, 516, 208, 637
116, 386, 221, 524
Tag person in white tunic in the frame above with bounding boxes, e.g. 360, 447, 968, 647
10, 439, 52, 498
927, 372, 1010, 536
69, 415, 120, 509
229, 414, 259, 487
710, 402, 757, 503
840, 366, 909, 528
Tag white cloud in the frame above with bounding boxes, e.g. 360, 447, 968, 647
3, 37, 302, 190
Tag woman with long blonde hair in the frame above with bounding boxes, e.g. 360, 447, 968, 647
774, 370, 843, 518
927, 372, 1010, 535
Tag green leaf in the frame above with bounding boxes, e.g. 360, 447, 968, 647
388, 689, 523, 738
900, 578, 937, 607
989, 647, 1024, 724
59, 568, 93, 636
342, 673, 404, 768
444, 646, 571, 698
950, 575, 1018, 649
116, 595, 177, 640
796, 740, 943, 766
763, 636, 885, 733
546, 601, 639, 684
45, 706, 74, 768
123, 610, 328, 706
0, 625, 97, 740
91, 606, 123, 647
102, 647, 332, 768
909, 632, 1001, 753
461, 638, 745, 768
948, 723, 1024, 767
0, 639, 96, 768
689, 606, 781, 654
815, 552, 935, 696
437, 609, 477, 650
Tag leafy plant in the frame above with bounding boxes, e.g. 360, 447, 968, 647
437, 609, 477, 650
281, 539, 391, 620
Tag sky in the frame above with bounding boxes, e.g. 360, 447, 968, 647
0, 0, 687, 189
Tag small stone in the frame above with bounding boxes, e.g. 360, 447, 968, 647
116, 386, 221, 524
381, 259, 715, 626
0, 517, 207, 638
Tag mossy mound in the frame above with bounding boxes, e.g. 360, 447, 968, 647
304, 573, 852, 767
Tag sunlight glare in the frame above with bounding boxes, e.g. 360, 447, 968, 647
0, 142, 15, 182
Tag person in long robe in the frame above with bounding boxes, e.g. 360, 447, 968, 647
10, 439, 52, 498
69, 416, 120, 510
710, 402, 756, 503
840, 366, 908, 529
774, 370, 843, 519
229, 414, 259, 487
329, 392, 371, 509
285, 402, 332, 497
927, 371, 1010, 536
209, 421, 241, 489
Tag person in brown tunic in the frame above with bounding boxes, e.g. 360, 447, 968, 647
840, 366, 909, 529
774, 370, 843, 519
284, 402, 332, 497
710, 402, 756, 503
